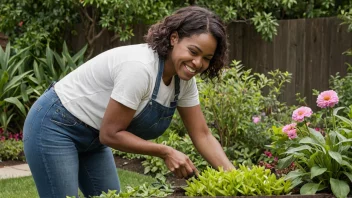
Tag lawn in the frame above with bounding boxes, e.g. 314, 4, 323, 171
0, 169, 156, 198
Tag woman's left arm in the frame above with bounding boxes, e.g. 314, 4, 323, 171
177, 105, 235, 171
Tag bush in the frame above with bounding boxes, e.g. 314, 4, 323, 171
198, 60, 292, 148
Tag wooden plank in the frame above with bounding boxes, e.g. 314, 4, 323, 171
273, 19, 289, 102
295, 18, 306, 106
227, 22, 244, 64
285, 19, 298, 105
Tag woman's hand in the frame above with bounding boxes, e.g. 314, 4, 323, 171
162, 146, 198, 178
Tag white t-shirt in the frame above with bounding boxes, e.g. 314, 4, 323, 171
54, 44, 199, 130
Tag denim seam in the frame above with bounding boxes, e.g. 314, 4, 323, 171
82, 162, 98, 195
38, 94, 60, 197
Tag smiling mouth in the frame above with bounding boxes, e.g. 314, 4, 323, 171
185, 64, 196, 73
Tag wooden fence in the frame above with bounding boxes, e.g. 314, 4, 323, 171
67, 17, 352, 108
228, 17, 352, 108
3, 17, 352, 108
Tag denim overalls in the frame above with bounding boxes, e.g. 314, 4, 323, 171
23, 58, 180, 197
127, 58, 180, 139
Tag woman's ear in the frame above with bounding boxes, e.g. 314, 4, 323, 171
170, 32, 179, 46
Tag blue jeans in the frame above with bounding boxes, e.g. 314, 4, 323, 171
23, 86, 120, 198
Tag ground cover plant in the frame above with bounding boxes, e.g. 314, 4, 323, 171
184, 165, 292, 196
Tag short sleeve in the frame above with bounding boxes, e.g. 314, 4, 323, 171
110, 61, 152, 110
178, 77, 200, 107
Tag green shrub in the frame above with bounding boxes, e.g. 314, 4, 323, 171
0, 139, 24, 161
184, 165, 292, 196
198, 60, 292, 148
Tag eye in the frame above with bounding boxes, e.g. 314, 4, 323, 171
189, 49, 197, 55
204, 57, 212, 62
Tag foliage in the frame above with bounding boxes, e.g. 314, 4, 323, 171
2, 0, 351, 58
88, 182, 174, 198
27, 42, 87, 96
184, 165, 292, 196
330, 64, 352, 109
339, 8, 352, 32
198, 60, 292, 148
224, 141, 262, 166
0, 42, 86, 133
141, 129, 207, 177
274, 95, 352, 197
0, 139, 24, 161
0, 42, 34, 132
0, 0, 79, 53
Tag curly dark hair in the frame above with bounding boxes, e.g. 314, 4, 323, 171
145, 6, 228, 80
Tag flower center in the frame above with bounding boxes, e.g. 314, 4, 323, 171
323, 95, 331, 101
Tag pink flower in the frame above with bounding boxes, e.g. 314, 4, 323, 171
282, 123, 297, 133
264, 151, 272, 158
252, 116, 261, 124
317, 90, 339, 108
292, 106, 313, 122
287, 129, 298, 139
0, 136, 5, 142
18, 21, 23, 27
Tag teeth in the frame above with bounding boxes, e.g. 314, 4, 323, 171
185, 65, 196, 73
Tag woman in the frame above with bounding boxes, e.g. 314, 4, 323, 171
23, 5, 234, 198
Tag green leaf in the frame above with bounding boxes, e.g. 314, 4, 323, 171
299, 137, 326, 153
4, 97, 26, 117
310, 166, 327, 179
277, 155, 294, 169
21, 82, 29, 102
286, 145, 312, 154
3, 71, 32, 94
329, 151, 343, 164
72, 44, 87, 63
336, 115, 352, 128
330, 178, 350, 198
0, 70, 9, 93
300, 183, 319, 195
333, 107, 345, 116
285, 169, 306, 181
309, 128, 325, 145
343, 172, 352, 183
33, 60, 42, 83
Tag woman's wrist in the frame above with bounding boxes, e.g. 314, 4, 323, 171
158, 145, 172, 159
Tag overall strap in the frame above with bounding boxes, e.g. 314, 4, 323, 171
152, 57, 164, 100
173, 75, 180, 102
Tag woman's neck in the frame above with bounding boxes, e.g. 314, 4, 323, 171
162, 57, 175, 86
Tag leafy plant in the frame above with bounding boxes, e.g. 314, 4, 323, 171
276, 90, 352, 198
184, 165, 292, 196
0, 139, 24, 161
225, 141, 262, 166
27, 42, 87, 96
141, 129, 207, 177
198, 60, 291, 148
0, 42, 33, 132
0, 0, 79, 53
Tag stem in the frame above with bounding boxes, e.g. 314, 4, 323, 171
331, 108, 336, 132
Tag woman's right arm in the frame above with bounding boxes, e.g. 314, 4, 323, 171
99, 98, 197, 178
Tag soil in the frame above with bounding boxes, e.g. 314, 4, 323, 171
0, 155, 186, 196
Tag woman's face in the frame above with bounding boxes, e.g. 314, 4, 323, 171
169, 32, 217, 81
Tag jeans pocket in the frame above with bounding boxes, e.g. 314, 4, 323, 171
50, 104, 78, 127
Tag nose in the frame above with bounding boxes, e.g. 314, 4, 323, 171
192, 56, 202, 69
